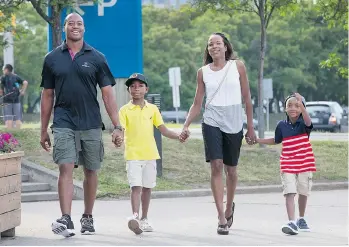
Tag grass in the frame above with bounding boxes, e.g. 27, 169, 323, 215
8, 128, 349, 199
0, 122, 200, 130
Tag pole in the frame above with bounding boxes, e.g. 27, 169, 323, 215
154, 126, 162, 177
266, 99, 269, 132
146, 94, 163, 177
3, 32, 14, 71
175, 107, 179, 124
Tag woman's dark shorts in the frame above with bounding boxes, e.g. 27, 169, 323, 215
202, 123, 243, 166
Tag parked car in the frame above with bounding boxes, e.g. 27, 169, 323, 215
161, 111, 188, 123
242, 113, 259, 130
306, 101, 344, 132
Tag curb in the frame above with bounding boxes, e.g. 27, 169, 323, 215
151, 182, 348, 199
21, 159, 84, 199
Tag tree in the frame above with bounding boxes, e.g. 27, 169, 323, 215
191, 0, 298, 139
0, 3, 47, 113
315, 0, 348, 79
0, 0, 25, 9
0, 1, 25, 47
13, 3, 47, 113
25, 0, 100, 49
5, 4, 346, 115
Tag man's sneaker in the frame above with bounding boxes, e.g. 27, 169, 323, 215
282, 222, 299, 235
80, 215, 95, 235
128, 214, 143, 235
51, 214, 75, 238
140, 218, 154, 232
297, 218, 310, 232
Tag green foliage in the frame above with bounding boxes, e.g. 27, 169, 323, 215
6, 3, 348, 114
143, 5, 347, 110
0, 3, 47, 112
313, 0, 348, 79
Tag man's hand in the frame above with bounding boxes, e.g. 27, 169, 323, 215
179, 126, 190, 143
245, 127, 257, 145
112, 129, 123, 148
40, 131, 51, 151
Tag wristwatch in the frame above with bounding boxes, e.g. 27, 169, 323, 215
114, 125, 123, 131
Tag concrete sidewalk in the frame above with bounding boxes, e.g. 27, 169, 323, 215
1, 190, 348, 246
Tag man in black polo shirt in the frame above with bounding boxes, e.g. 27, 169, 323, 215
40, 13, 123, 238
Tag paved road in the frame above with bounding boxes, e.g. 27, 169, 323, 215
1, 190, 347, 246
170, 128, 348, 142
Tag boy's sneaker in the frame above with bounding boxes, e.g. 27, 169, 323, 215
297, 218, 310, 232
80, 215, 95, 235
128, 214, 143, 235
140, 218, 154, 232
51, 214, 75, 238
281, 222, 299, 235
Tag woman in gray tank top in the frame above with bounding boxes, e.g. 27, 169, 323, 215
180, 32, 256, 235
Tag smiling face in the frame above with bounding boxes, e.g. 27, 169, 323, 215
64, 13, 85, 42
207, 34, 227, 60
285, 97, 301, 119
128, 80, 148, 100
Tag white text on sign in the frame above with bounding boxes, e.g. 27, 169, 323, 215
79, 0, 117, 16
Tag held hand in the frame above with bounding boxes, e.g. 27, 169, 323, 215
179, 126, 190, 143
40, 131, 51, 152
111, 129, 123, 148
245, 127, 257, 145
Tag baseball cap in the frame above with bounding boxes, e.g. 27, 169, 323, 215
125, 73, 148, 87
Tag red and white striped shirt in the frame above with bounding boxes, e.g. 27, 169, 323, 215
280, 133, 316, 173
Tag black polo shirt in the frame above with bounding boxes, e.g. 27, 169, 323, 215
40, 41, 115, 130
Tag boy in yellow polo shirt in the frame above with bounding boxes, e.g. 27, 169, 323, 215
118, 73, 188, 235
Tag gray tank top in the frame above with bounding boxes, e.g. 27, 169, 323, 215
202, 60, 244, 134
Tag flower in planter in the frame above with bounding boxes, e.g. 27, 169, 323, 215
0, 132, 20, 153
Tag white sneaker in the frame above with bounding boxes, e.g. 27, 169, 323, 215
128, 214, 143, 235
140, 218, 153, 232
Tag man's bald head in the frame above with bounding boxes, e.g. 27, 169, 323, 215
64, 13, 84, 26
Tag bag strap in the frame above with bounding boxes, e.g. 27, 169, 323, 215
205, 60, 232, 108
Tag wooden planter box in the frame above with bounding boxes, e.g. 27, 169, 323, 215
0, 151, 24, 239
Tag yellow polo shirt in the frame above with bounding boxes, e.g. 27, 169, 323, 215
119, 101, 164, 160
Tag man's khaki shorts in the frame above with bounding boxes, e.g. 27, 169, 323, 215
52, 128, 104, 171
280, 172, 313, 196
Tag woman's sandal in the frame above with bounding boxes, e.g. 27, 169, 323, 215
226, 202, 235, 228
217, 223, 229, 235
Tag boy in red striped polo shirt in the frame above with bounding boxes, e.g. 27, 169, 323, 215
256, 93, 316, 235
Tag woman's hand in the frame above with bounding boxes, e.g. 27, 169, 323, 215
245, 127, 257, 145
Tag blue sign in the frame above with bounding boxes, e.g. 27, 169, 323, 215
48, 0, 143, 78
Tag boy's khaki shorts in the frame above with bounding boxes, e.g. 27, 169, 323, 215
281, 172, 313, 196
126, 160, 157, 189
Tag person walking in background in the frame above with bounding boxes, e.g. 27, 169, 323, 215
0, 64, 28, 129
256, 93, 316, 235
118, 73, 188, 235
40, 13, 123, 238
180, 32, 256, 235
